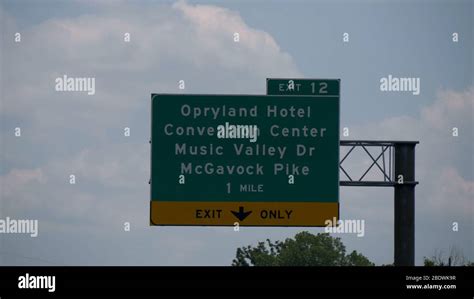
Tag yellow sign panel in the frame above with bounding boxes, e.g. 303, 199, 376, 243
150, 201, 339, 226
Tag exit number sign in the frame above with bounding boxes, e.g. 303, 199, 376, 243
266, 78, 340, 96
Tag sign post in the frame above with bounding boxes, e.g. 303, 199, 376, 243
150, 92, 340, 226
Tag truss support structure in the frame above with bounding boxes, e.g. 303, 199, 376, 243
339, 140, 418, 266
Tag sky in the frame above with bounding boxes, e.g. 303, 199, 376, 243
0, 0, 472, 266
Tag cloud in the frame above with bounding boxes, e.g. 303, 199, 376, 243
172, 1, 294, 74
433, 167, 473, 214
421, 88, 473, 130
0, 168, 46, 199
1, 0, 300, 128
0, 1, 302, 265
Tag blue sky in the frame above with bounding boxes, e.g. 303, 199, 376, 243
0, 0, 472, 266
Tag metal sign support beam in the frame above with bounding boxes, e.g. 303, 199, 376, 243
339, 140, 418, 266
394, 142, 416, 266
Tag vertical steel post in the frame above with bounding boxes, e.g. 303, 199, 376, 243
394, 142, 417, 266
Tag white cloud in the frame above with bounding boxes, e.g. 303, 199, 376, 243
0, 168, 46, 199
0, 0, 301, 226
1, 1, 301, 131
0, 1, 302, 265
433, 167, 473, 213
172, 1, 295, 74
421, 88, 473, 130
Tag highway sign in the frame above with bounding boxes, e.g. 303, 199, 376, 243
267, 78, 340, 96
150, 93, 339, 226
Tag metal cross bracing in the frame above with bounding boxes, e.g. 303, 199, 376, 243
339, 140, 418, 187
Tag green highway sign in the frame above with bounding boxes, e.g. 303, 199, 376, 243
150, 93, 339, 226
267, 78, 340, 96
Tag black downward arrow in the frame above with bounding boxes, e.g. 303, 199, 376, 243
231, 206, 252, 221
